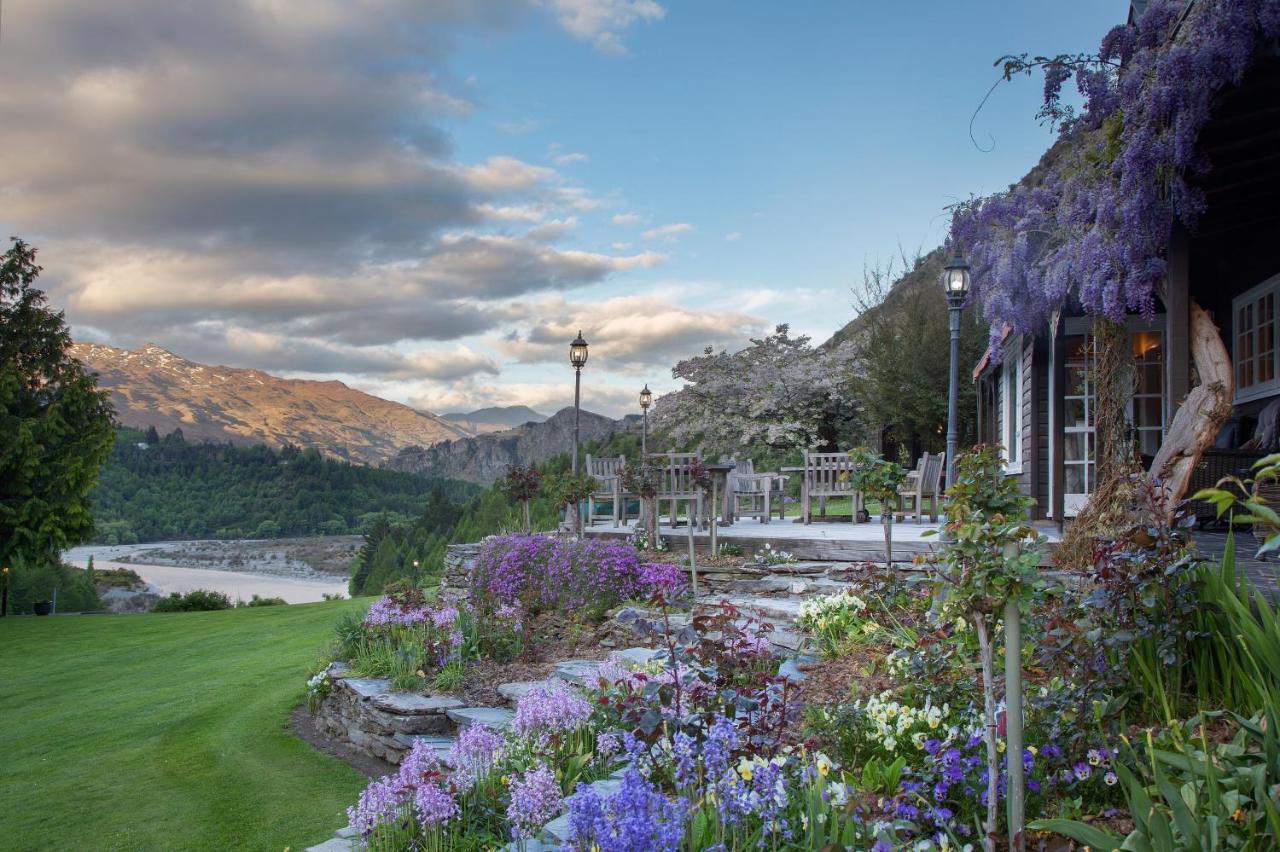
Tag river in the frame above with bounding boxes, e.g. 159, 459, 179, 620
65, 541, 350, 604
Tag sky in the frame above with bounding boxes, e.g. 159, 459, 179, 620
0, 0, 1125, 418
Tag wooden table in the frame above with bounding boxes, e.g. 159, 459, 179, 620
702, 462, 736, 554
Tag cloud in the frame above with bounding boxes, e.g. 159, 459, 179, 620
495, 294, 764, 370
725, 231, 742, 242
641, 222, 694, 241
610, 242, 632, 251
610, 212, 642, 226
542, 0, 665, 54
526, 217, 578, 242
552, 152, 589, 166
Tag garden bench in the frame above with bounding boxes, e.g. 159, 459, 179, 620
799, 451, 863, 524
648, 451, 704, 527
585, 454, 629, 527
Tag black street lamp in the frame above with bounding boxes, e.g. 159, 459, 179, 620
569, 331, 589, 476
639, 384, 653, 457
942, 248, 972, 490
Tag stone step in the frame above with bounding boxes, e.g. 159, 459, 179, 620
708, 594, 805, 623
497, 680, 553, 707
611, 647, 660, 668
552, 659, 603, 687
370, 693, 464, 716
446, 706, 515, 731
342, 677, 394, 699
391, 733, 456, 759
306, 838, 356, 852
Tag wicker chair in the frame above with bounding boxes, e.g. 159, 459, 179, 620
1188, 448, 1268, 527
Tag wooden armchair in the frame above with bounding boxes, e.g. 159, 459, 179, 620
648, 451, 704, 527
585, 454, 628, 527
893, 451, 945, 523
801, 451, 863, 524
727, 459, 788, 524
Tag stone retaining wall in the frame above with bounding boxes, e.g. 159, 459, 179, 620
313, 663, 462, 764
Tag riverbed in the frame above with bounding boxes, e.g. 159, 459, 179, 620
65, 541, 352, 604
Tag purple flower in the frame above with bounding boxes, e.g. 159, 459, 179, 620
595, 730, 621, 759
507, 763, 564, 839
347, 777, 404, 836
513, 680, 593, 738
414, 783, 459, 827
566, 766, 687, 852
446, 724, 503, 790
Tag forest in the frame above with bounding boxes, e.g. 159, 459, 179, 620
89, 428, 478, 544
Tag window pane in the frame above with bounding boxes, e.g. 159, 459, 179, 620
1138, 429, 1161, 456
1065, 398, 1086, 428
1065, 465, 1085, 493
1065, 432, 1088, 462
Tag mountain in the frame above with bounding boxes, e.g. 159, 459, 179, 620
388, 407, 631, 484
71, 343, 470, 465
442, 405, 547, 435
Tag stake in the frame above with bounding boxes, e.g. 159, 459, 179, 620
687, 506, 698, 599
1004, 586, 1025, 850
974, 614, 999, 852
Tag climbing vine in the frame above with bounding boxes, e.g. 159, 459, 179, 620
950, 0, 1280, 345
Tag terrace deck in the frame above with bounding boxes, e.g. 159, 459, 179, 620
582, 517, 1062, 565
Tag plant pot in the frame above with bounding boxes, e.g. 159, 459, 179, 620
33, 600, 53, 616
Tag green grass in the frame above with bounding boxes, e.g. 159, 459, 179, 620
0, 600, 372, 851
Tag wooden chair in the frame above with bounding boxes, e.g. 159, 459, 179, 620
585, 454, 628, 527
727, 459, 788, 524
648, 451, 704, 527
801, 451, 863, 524
893, 452, 945, 523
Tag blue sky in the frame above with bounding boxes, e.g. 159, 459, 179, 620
0, 0, 1125, 416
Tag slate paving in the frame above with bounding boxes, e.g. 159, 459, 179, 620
445, 706, 515, 730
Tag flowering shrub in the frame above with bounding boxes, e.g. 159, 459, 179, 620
752, 542, 796, 566
795, 590, 870, 657
347, 588, 467, 691
512, 680, 593, 740
469, 533, 682, 617
305, 669, 332, 713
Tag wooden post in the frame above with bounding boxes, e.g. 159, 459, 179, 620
687, 507, 698, 599
1004, 581, 1025, 850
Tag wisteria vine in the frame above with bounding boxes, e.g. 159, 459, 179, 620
950, 0, 1280, 346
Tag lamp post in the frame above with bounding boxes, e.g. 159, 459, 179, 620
942, 248, 971, 491
568, 332, 589, 531
639, 384, 652, 457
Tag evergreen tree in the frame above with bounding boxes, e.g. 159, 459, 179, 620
0, 239, 114, 571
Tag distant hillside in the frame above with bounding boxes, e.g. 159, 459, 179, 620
388, 407, 631, 484
72, 342, 469, 465
91, 427, 478, 544
442, 405, 547, 435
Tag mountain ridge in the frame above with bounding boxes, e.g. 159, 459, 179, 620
71, 342, 471, 466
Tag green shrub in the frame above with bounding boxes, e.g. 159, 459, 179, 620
4, 560, 101, 614
151, 589, 233, 612
238, 595, 287, 608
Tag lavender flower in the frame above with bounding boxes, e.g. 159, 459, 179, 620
446, 724, 503, 791
347, 777, 404, 836
512, 680, 593, 738
413, 783, 459, 827
507, 763, 564, 839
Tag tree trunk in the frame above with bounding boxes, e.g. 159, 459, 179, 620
1149, 302, 1234, 511
1093, 316, 1133, 488
973, 614, 1000, 852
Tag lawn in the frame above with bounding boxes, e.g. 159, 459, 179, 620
0, 600, 371, 851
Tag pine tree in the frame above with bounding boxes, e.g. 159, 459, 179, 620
0, 239, 115, 571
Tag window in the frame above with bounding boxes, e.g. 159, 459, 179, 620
1234, 273, 1280, 403
999, 337, 1023, 472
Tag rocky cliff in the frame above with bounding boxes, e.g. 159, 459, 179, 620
387, 407, 630, 484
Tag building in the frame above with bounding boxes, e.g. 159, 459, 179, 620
972, 1, 1280, 522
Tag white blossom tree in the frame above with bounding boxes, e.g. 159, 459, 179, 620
651, 325, 854, 456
